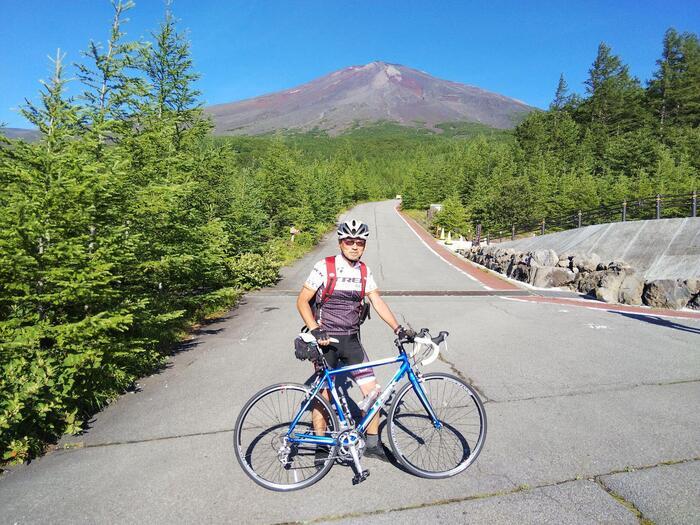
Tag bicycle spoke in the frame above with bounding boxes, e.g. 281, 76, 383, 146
388, 375, 486, 477
235, 385, 338, 490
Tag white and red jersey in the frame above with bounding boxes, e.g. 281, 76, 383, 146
304, 255, 378, 335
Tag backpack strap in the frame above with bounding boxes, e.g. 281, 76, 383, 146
359, 261, 367, 300
319, 256, 337, 305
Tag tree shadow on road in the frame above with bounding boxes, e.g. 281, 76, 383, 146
613, 311, 700, 335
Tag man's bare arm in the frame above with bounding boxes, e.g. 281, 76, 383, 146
367, 290, 400, 332
296, 286, 331, 345
296, 286, 319, 330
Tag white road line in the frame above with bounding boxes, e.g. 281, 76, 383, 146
393, 206, 491, 290
499, 296, 700, 321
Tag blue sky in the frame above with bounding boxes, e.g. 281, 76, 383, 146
1, 0, 698, 128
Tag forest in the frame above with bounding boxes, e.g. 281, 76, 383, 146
1, 0, 698, 463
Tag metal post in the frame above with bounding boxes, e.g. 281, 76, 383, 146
692, 190, 697, 218
622, 201, 627, 222
656, 194, 661, 219
577, 210, 582, 228
511, 224, 515, 241
540, 218, 545, 235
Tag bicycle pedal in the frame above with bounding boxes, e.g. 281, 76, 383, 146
352, 469, 370, 485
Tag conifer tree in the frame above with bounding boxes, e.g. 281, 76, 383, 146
648, 29, 700, 130
141, 5, 208, 148
550, 74, 571, 111
75, 0, 145, 147
580, 42, 647, 133
433, 194, 470, 236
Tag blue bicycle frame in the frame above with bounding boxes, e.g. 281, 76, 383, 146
286, 348, 442, 447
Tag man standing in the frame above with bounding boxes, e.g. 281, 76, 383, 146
296, 219, 413, 462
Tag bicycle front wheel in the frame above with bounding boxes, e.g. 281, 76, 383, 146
387, 373, 487, 478
234, 383, 339, 491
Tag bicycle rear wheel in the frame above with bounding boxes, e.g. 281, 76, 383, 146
387, 373, 486, 478
234, 383, 339, 491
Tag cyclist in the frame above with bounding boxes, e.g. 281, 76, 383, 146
296, 219, 413, 463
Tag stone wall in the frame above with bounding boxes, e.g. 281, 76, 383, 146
459, 245, 700, 310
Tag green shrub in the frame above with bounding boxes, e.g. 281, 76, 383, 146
228, 253, 281, 290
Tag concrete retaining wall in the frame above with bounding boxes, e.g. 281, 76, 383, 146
496, 218, 700, 280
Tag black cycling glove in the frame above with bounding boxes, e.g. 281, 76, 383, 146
394, 325, 416, 342
311, 328, 329, 342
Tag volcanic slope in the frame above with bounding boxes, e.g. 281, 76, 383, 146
205, 61, 534, 135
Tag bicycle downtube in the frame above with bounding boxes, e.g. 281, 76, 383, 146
357, 356, 410, 433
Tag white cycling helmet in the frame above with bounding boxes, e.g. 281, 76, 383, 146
337, 219, 370, 240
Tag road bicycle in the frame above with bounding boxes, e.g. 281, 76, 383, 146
233, 328, 487, 491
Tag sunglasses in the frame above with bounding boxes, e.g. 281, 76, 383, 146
341, 239, 366, 247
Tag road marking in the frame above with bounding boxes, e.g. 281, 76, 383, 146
393, 206, 491, 290
500, 296, 700, 321
253, 289, 531, 297
588, 324, 608, 330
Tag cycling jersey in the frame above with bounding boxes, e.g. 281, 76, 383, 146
304, 255, 378, 335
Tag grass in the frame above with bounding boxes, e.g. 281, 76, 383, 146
401, 208, 433, 233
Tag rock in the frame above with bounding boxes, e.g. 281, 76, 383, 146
531, 249, 558, 268
525, 253, 538, 268
575, 270, 605, 295
595, 271, 627, 303
532, 266, 576, 288
688, 294, 700, 310
685, 278, 700, 295
618, 274, 644, 305
572, 253, 601, 273
596, 262, 608, 271
557, 255, 572, 268
608, 260, 633, 273
510, 263, 531, 283
642, 279, 693, 309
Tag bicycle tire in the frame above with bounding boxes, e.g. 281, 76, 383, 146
387, 373, 487, 479
234, 382, 339, 491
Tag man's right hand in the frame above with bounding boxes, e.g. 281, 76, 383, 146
394, 325, 416, 342
311, 328, 331, 346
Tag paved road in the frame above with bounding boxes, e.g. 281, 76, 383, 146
1, 201, 699, 524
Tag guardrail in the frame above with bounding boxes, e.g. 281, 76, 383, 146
475, 191, 698, 245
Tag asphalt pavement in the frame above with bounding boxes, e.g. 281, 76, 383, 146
1, 200, 698, 524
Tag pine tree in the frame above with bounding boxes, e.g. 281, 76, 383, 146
433, 194, 470, 236
75, 0, 145, 147
141, 6, 209, 148
1, 49, 146, 460
21, 50, 80, 153
580, 42, 647, 133
648, 29, 700, 130
550, 74, 571, 111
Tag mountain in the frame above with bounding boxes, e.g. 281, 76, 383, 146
205, 61, 534, 136
2, 127, 40, 141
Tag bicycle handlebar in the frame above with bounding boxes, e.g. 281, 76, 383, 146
406, 328, 449, 366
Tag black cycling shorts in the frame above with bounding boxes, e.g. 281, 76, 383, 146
320, 333, 375, 386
